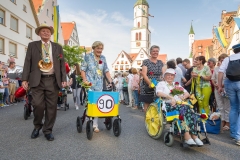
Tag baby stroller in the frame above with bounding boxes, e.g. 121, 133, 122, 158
57, 88, 70, 111
23, 89, 33, 120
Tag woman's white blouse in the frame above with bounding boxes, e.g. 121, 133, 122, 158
156, 81, 187, 96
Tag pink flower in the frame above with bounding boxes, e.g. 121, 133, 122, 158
175, 82, 179, 85
149, 72, 154, 75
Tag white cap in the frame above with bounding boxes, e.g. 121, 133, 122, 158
164, 68, 176, 77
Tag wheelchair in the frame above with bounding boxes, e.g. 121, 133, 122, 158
145, 97, 211, 147
76, 85, 121, 140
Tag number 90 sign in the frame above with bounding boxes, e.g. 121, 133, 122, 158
97, 95, 115, 113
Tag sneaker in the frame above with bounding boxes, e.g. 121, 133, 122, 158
185, 138, 197, 146
93, 127, 100, 133
194, 138, 203, 146
126, 105, 131, 108
76, 106, 79, 110
235, 140, 240, 146
4, 103, 9, 107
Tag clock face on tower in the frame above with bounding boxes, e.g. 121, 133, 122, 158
136, 42, 141, 47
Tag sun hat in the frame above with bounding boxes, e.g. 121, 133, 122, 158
163, 68, 176, 77
35, 24, 54, 35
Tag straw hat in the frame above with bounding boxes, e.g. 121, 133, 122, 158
35, 24, 54, 35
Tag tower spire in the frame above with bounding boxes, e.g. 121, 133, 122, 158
189, 21, 195, 35
134, 0, 149, 7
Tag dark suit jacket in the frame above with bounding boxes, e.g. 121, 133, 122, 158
22, 40, 66, 88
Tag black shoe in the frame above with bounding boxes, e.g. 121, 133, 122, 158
45, 133, 54, 141
31, 128, 41, 139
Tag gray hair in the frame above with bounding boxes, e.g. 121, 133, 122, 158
92, 41, 104, 49
150, 45, 160, 52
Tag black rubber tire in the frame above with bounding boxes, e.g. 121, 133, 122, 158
86, 120, 93, 140
105, 118, 112, 130
164, 132, 174, 147
24, 106, 29, 120
76, 116, 82, 133
113, 119, 121, 137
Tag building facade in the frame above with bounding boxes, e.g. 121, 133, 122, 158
61, 21, 80, 46
32, 0, 64, 44
212, 10, 236, 58
130, 0, 151, 53
191, 39, 213, 60
0, 0, 39, 67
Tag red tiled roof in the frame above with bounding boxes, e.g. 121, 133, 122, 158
129, 53, 138, 61
32, 0, 43, 13
157, 54, 167, 64
61, 22, 75, 43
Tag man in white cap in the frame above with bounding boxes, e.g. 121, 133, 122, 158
22, 24, 67, 141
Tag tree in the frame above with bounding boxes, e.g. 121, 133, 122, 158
63, 45, 85, 67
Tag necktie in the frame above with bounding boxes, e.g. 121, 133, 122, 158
44, 43, 49, 53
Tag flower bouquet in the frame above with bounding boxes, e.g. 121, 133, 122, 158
81, 81, 92, 90
169, 82, 184, 96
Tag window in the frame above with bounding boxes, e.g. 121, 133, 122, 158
198, 46, 202, 49
10, 16, 18, 32
120, 65, 123, 70
139, 32, 142, 40
26, 26, 32, 39
0, 9, 5, 25
121, 60, 124, 64
125, 65, 129, 70
117, 61, 119, 64
0, 38, 4, 54
136, 33, 138, 40
52, 1, 54, 6
138, 22, 140, 28
52, 14, 54, 21
198, 52, 202, 55
140, 54, 144, 58
23, 5, 27, 12
47, 9, 49, 16
121, 54, 124, 58
10, 0, 16, 4
9, 42, 17, 57
125, 61, 128, 64
73, 33, 75, 38
137, 60, 141, 65
115, 65, 118, 70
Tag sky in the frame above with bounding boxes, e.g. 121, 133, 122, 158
58, 0, 240, 69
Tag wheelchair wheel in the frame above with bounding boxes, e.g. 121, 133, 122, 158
76, 116, 82, 133
113, 119, 121, 137
86, 120, 93, 140
105, 118, 112, 130
145, 103, 164, 139
164, 132, 174, 147
23, 106, 29, 120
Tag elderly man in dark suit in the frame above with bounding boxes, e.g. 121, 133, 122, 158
22, 24, 66, 141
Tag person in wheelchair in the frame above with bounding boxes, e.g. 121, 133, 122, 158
155, 68, 203, 146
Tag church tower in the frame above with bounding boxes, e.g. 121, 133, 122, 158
189, 23, 195, 55
130, 0, 151, 53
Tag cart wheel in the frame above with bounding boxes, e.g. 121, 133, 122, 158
164, 132, 174, 147
145, 102, 164, 139
113, 119, 121, 137
105, 118, 112, 130
76, 116, 82, 133
24, 106, 29, 120
86, 120, 93, 140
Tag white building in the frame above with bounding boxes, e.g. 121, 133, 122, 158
0, 0, 39, 67
131, 0, 151, 53
61, 21, 80, 46
111, 0, 167, 75
32, 0, 64, 44
227, 6, 240, 55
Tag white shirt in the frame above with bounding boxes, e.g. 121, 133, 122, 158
0, 81, 4, 93
116, 76, 123, 90
127, 74, 133, 87
41, 41, 54, 74
219, 53, 240, 73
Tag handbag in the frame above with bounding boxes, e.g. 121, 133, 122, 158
144, 85, 154, 94
189, 78, 197, 105
199, 118, 221, 134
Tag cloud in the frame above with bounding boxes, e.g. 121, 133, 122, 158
60, 9, 132, 72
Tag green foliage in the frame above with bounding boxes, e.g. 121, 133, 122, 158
63, 45, 85, 67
